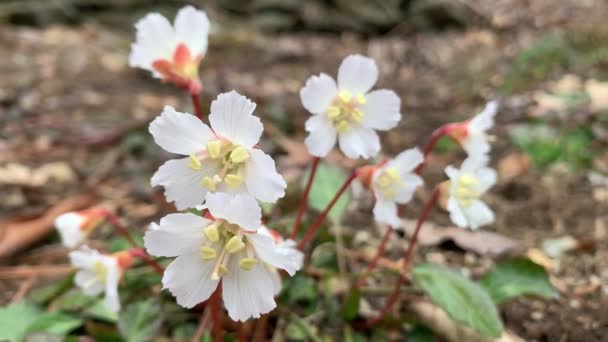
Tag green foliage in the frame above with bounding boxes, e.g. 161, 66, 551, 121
340, 288, 361, 321
408, 324, 437, 342
307, 162, 351, 223
0, 301, 41, 342
118, 299, 163, 342
481, 258, 558, 304
85, 299, 119, 322
30, 273, 75, 305
27, 312, 83, 335
510, 124, 594, 168
413, 263, 503, 337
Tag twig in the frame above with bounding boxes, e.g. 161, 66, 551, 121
291, 157, 320, 239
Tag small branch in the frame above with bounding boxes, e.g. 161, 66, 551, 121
297, 170, 357, 250
291, 157, 320, 239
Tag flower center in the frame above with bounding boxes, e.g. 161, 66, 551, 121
92, 261, 108, 282
326, 90, 366, 133
188, 140, 250, 192
151, 43, 202, 93
454, 173, 480, 208
374, 167, 402, 199
198, 220, 259, 280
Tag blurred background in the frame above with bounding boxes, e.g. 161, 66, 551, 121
1, 0, 607, 340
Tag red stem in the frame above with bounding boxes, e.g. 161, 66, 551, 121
356, 227, 392, 288
191, 93, 204, 120
366, 185, 441, 326
130, 248, 164, 275
297, 170, 357, 250
191, 308, 211, 342
291, 157, 320, 239
209, 287, 223, 342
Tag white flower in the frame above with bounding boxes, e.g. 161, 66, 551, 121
256, 225, 304, 295
129, 6, 209, 93
449, 101, 498, 156
371, 148, 424, 228
144, 193, 303, 321
445, 155, 497, 229
55, 209, 106, 248
69, 246, 129, 312
150, 91, 287, 210
300, 54, 402, 159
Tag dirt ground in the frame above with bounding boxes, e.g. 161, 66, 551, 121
1, 0, 608, 340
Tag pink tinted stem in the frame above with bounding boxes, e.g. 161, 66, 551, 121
291, 157, 320, 239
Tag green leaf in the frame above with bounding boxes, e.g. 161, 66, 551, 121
118, 299, 163, 342
0, 301, 41, 341
285, 322, 308, 341
408, 324, 436, 342
340, 287, 360, 321
27, 312, 83, 335
30, 273, 75, 305
307, 162, 351, 222
286, 274, 318, 303
56, 289, 97, 311
413, 263, 503, 337
480, 258, 558, 304
85, 299, 119, 322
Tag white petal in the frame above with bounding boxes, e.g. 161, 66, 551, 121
304, 115, 337, 157
444, 165, 459, 181
461, 154, 490, 173
247, 234, 303, 275
69, 246, 101, 268
476, 167, 497, 193
162, 252, 219, 308
151, 157, 213, 210
337, 55, 378, 94
447, 197, 468, 228
174, 6, 209, 56
462, 133, 491, 156
144, 213, 210, 257
129, 13, 175, 72
269, 269, 282, 296
338, 126, 380, 159
373, 200, 400, 228
74, 271, 104, 296
388, 148, 424, 174
469, 101, 498, 133
205, 193, 261, 231
55, 213, 87, 248
466, 200, 495, 229
394, 174, 423, 203
300, 73, 337, 114
149, 106, 214, 156
104, 260, 121, 312
360, 89, 401, 130
209, 91, 261, 148
222, 256, 277, 322
245, 149, 286, 203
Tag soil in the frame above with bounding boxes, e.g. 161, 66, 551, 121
1, 0, 607, 340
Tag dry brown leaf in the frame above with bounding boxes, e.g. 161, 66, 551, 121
402, 220, 519, 256
0, 194, 95, 258
498, 152, 531, 180
409, 300, 525, 342
585, 79, 608, 112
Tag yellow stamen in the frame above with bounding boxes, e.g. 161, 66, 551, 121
93, 261, 108, 282
327, 106, 341, 119
229, 146, 249, 164
225, 174, 243, 189
200, 246, 217, 260
339, 90, 352, 103
188, 155, 201, 171
385, 168, 400, 182
336, 120, 349, 133
204, 223, 220, 242
206, 140, 222, 159
219, 264, 229, 275
351, 109, 363, 123
384, 189, 396, 199
356, 94, 366, 105
239, 258, 258, 271
459, 174, 478, 185
201, 176, 217, 191
225, 236, 245, 253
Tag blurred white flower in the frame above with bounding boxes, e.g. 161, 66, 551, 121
448, 101, 498, 156
150, 91, 286, 210
300, 54, 402, 159
69, 246, 132, 312
256, 225, 303, 295
445, 155, 497, 229
144, 193, 302, 321
129, 6, 209, 93
371, 148, 424, 228
55, 209, 106, 248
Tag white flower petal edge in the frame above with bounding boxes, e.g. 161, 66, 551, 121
144, 213, 211, 257
174, 6, 210, 57
445, 155, 497, 229
69, 246, 123, 312
149, 106, 214, 155
462, 101, 498, 155
55, 212, 87, 248
209, 91, 261, 148
371, 148, 424, 228
300, 54, 401, 159
245, 149, 287, 203
205, 192, 261, 231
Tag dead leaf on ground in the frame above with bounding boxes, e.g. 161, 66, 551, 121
0, 162, 76, 187
402, 220, 520, 256
585, 79, 608, 112
0, 194, 96, 258
498, 152, 531, 180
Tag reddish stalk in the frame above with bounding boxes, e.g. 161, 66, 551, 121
366, 186, 441, 326
291, 157, 320, 239
414, 124, 451, 174
356, 227, 392, 288
191, 308, 211, 342
191, 93, 204, 120
297, 170, 358, 250
209, 287, 223, 342
129, 248, 164, 276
